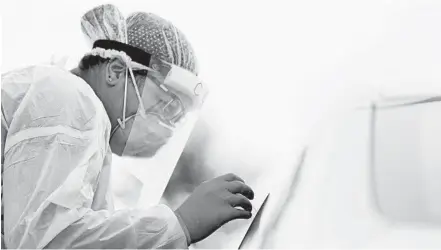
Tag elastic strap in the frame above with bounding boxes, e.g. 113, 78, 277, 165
93, 40, 152, 68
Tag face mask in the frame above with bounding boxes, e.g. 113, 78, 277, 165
110, 57, 208, 158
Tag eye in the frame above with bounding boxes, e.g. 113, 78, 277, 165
151, 99, 168, 110
163, 99, 183, 117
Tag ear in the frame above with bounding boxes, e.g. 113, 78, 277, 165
106, 58, 126, 87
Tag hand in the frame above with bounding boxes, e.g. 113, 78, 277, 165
175, 173, 255, 244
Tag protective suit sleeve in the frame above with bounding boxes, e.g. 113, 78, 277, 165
2, 65, 188, 249
4, 136, 188, 249
45, 204, 188, 249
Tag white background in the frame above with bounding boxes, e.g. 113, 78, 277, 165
2, 0, 440, 153
2, 0, 441, 248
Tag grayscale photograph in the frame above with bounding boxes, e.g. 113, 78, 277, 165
1, 0, 441, 249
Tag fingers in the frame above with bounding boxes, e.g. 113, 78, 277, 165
226, 181, 254, 200
228, 194, 253, 212
223, 205, 253, 222
231, 208, 252, 220
221, 173, 244, 183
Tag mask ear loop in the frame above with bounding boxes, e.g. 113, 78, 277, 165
114, 54, 158, 130
128, 67, 147, 119
117, 68, 129, 129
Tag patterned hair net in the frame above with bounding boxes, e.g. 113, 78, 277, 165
127, 12, 198, 74
80, 4, 198, 74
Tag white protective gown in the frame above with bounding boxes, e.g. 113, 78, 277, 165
1, 65, 188, 249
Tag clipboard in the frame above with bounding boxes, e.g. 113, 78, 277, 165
239, 193, 270, 249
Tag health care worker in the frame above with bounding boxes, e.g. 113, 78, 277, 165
1, 5, 255, 249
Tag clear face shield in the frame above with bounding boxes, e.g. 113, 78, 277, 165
110, 56, 208, 158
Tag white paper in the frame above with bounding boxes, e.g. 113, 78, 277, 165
240, 149, 308, 249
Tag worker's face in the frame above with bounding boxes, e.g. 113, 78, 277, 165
102, 59, 186, 157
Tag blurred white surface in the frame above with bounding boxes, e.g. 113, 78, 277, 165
374, 100, 441, 224
262, 100, 441, 248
